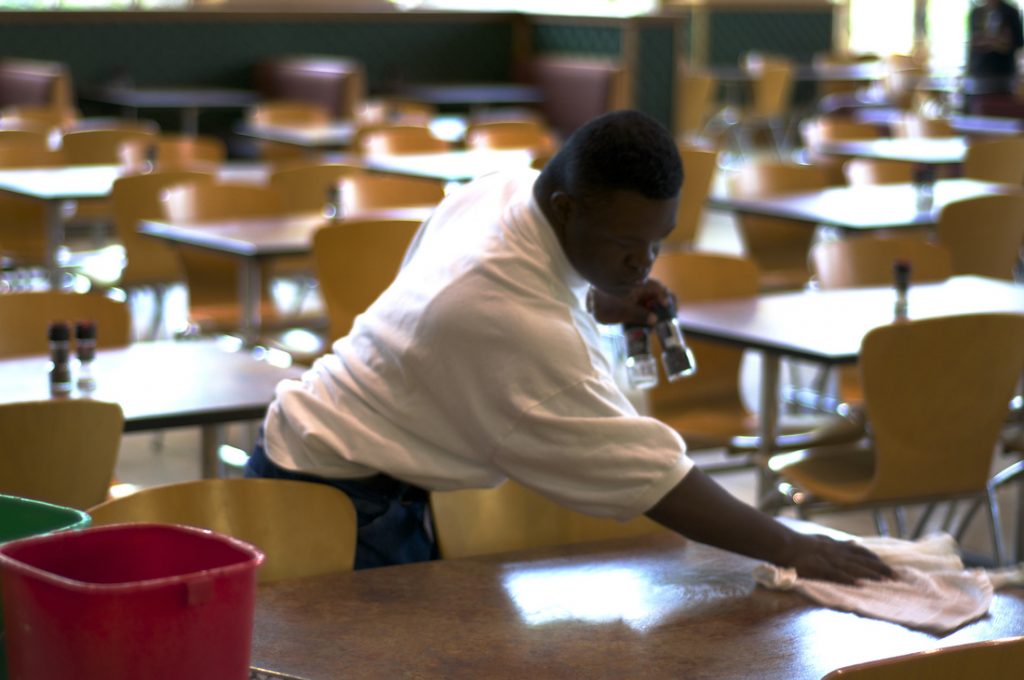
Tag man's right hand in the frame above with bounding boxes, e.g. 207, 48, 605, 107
782, 534, 893, 585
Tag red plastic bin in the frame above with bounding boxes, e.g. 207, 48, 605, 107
0, 523, 264, 680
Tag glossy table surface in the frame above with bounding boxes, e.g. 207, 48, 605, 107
675, 276, 1024, 363
395, 82, 544, 107
252, 529, 1024, 680
0, 338, 302, 431
139, 206, 434, 258
707, 178, 1016, 231
83, 85, 260, 109
814, 137, 968, 165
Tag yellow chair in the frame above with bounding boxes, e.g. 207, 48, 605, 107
0, 291, 130, 358
0, 104, 79, 134
647, 251, 863, 467
60, 128, 156, 166
246, 100, 331, 162
935, 194, 1024, 280
356, 97, 436, 126
0, 131, 64, 266
842, 157, 915, 186
675, 66, 717, 141
729, 53, 795, 157
87, 478, 357, 583
110, 171, 215, 338
810, 236, 953, 289
821, 636, 1024, 680
0, 400, 123, 509
963, 137, 1024, 185
120, 133, 227, 172
313, 218, 423, 341
800, 116, 884, 186
159, 181, 291, 334
663, 143, 718, 251
729, 161, 827, 291
268, 162, 365, 214
774, 313, 1024, 565
430, 479, 666, 559
465, 120, 558, 156
354, 124, 450, 156
335, 173, 446, 214
809, 236, 954, 407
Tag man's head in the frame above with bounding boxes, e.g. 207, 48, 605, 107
535, 110, 683, 297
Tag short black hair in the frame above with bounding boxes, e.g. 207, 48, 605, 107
541, 110, 683, 204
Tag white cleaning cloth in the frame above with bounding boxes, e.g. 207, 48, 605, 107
753, 533, 1024, 635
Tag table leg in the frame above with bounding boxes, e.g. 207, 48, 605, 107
44, 200, 66, 290
182, 107, 200, 136
200, 423, 225, 479
239, 258, 263, 346
756, 351, 782, 513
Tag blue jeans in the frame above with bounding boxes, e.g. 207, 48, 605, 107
245, 435, 437, 570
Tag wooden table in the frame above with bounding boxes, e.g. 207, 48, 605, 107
363, 148, 535, 183
0, 338, 303, 478
675, 276, 1024, 553
0, 162, 272, 290
707, 178, 1017, 232
234, 115, 467, 151
395, 82, 544, 109
814, 137, 968, 166
852, 109, 1024, 138
83, 86, 260, 135
138, 207, 435, 344
251, 529, 1024, 680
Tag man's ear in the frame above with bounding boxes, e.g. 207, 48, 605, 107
549, 190, 574, 227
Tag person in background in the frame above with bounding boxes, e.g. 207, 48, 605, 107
247, 109, 892, 586
967, 0, 1024, 97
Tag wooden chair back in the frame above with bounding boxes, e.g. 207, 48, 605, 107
248, 100, 331, 127
745, 55, 794, 118
963, 137, 1024, 184
647, 251, 759, 431
842, 158, 915, 185
0, 104, 78, 134
356, 97, 436, 126
810, 236, 952, 289
0, 292, 130, 358
60, 128, 156, 166
821, 636, 1024, 680
729, 161, 827, 290
861, 314, 1024, 500
120, 134, 227, 172
676, 67, 717, 139
355, 124, 450, 156
892, 113, 956, 138
0, 400, 123, 509
111, 171, 214, 288
430, 479, 665, 560
160, 182, 284, 314
0, 130, 62, 263
269, 162, 365, 214
313, 218, 423, 340
936, 193, 1024, 279
337, 173, 446, 214
87, 478, 358, 583
465, 120, 557, 155
664, 143, 718, 251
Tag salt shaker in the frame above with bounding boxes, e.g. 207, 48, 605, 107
651, 300, 697, 382
48, 321, 72, 396
912, 166, 935, 213
623, 324, 659, 390
893, 259, 911, 321
75, 320, 97, 391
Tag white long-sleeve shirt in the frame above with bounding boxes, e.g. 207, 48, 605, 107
264, 170, 693, 520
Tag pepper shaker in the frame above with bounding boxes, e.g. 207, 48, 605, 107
48, 321, 72, 396
75, 320, 97, 391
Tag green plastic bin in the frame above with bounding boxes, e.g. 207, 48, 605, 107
0, 494, 90, 680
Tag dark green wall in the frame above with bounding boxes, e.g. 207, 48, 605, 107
0, 15, 515, 92
706, 9, 833, 66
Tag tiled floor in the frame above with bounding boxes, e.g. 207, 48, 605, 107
101, 168, 1021, 566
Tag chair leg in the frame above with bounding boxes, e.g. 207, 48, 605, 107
911, 502, 938, 539
940, 501, 960, 532
894, 506, 908, 538
872, 510, 889, 535
986, 486, 1008, 566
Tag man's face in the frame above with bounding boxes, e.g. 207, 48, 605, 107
554, 188, 678, 297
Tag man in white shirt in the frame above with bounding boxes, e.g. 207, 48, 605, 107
247, 110, 891, 584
